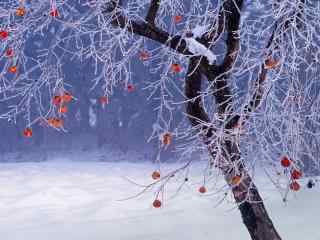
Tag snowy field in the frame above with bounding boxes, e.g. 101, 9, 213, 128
0, 157, 319, 240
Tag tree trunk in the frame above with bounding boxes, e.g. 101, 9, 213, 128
213, 141, 281, 240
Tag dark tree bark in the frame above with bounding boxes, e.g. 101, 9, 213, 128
103, 1, 283, 239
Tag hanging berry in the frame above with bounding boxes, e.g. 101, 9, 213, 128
291, 169, 302, 180
0, 31, 9, 40
265, 57, 279, 70
47, 118, 63, 128
231, 175, 242, 185
23, 128, 33, 137
16, 7, 26, 17
280, 156, 291, 167
59, 105, 68, 114
151, 171, 161, 180
174, 15, 183, 23
8, 66, 17, 74
50, 9, 59, 17
139, 51, 150, 61
62, 92, 73, 103
171, 63, 182, 73
152, 199, 162, 208
162, 132, 172, 145
127, 84, 135, 92
52, 95, 62, 105
5, 48, 14, 57
100, 96, 109, 105
289, 181, 300, 191
198, 186, 207, 194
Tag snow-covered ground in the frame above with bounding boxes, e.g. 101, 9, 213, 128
0, 158, 319, 240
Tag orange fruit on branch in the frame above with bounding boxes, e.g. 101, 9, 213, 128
231, 175, 242, 185
59, 105, 68, 113
139, 51, 150, 61
47, 118, 63, 128
16, 7, 26, 17
52, 95, 62, 105
0, 31, 9, 40
8, 66, 17, 74
23, 128, 33, 137
265, 57, 280, 69
50, 9, 59, 17
151, 171, 161, 180
198, 186, 207, 194
5, 48, 13, 57
100, 96, 109, 105
174, 15, 183, 23
289, 181, 300, 191
280, 157, 291, 168
162, 132, 172, 145
291, 169, 302, 180
62, 92, 73, 103
127, 84, 135, 92
171, 63, 182, 73
153, 199, 162, 208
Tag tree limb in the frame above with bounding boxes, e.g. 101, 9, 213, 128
145, 0, 161, 25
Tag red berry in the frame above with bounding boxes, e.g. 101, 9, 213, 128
291, 169, 302, 180
23, 128, 33, 137
171, 63, 182, 73
281, 157, 291, 167
0, 31, 9, 40
151, 171, 161, 180
5, 48, 13, 57
62, 92, 72, 103
52, 95, 62, 105
174, 15, 183, 23
198, 186, 207, 194
59, 105, 68, 113
127, 84, 135, 92
50, 9, 59, 17
8, 66, 17, 74
153, 199, 162, 208
290, 181, 300, 191
100, 96, 109, 105
139, 51, 150, 61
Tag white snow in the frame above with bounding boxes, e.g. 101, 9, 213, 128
0, 158, 319, 240
185, 38, 216, 65
192, 25, 210, 38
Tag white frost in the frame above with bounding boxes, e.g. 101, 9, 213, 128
185, 37, 216, 65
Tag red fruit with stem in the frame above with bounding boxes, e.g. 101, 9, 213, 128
100, 96, 109, 105
127, 84, 135, 92
281, 157, 291, 167
152, 171, 161, 180
291, 169, 302, 180
174, 15, 183, 23
153, 199, 162, 208
50, 9, 59, 17
8, 66, 17, 74
6, 48, 13, 57
52, 95, 62, 105
23, 128, 33, 137
139, 51, 150, 61
0, 31, 9, 40
62, 92, 72, 103
290, 181, 300, 191
171, 63, 182, 73
198, 186, 207, 194
59, 105, 68, 113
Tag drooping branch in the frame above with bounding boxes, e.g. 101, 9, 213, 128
241, 24, 279, 125
145, 0, 161, 25
203, 0, 244, 123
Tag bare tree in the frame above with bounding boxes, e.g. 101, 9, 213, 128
0, 0, 319, 239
